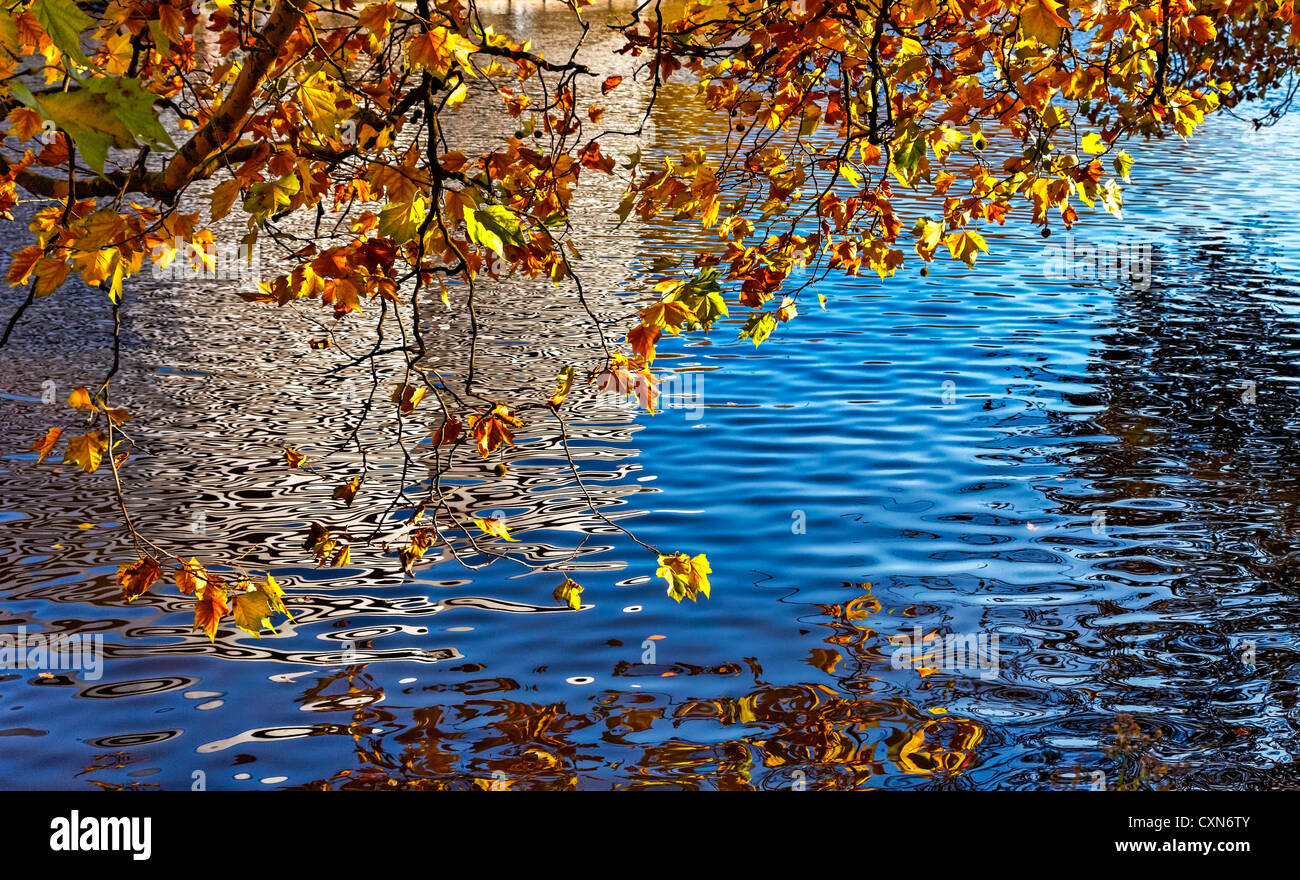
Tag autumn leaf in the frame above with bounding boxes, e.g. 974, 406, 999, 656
232, 585, 276, 637
208, 179, 242, 221
473, 516, 518, 542
333, 476, 361, 505
1081, 132, 1107, 155
628, 324, 661, 362
1113, 151, 1134, 183
283, 446, 308, 468
259, 574, 290, 618
553, 577, 583, 610
407, 27, 478, 79
399, 528, 437, 576
739, 313, 777, 347
1188, 16, 1217, 44
117, 557, 162, 601
467, 405, 523, 457
1020, 0, 1071, 47
62, 431, 108, 473
641, 300, 695, 333
30, 427, 61, 463
33, 257, 69, 297
6, 246, 42, 286
102, 407, 130, 426
175, 558, 207, 596
656, 552, 712, 603
7, 107, 44, 142
66, 386, 94, 410
431, 416, 462, 446
547, 365, 575, 408
193, 576, 231, 642
945, 230, 989, 268
391, 383, 426, 415
601, 75, 623, 95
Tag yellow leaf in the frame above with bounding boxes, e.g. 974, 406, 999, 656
945, 230, 989, 268
208, 179, 241, 222
62, 431, 107, 473
445, 80, 469, 110
547, 365, 575, 408
175, 558, 207, 596
297, 72, 348, 131
33, 256, 69, 297
656, 552, 712, 603
407, 27, 479, 79
553, 577, 583, 610
1020, 0, 1070, 47
232, 586, 275, 637
7, 246, 43, 286
473, 516, 517, 542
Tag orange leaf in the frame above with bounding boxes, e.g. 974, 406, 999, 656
467, 405, 523, 458
431, 416, 462, 446
194, 577, 231, 642
175, 558, 207, 596
391, 383, 427, 415
117, 557, 162, 602
29, 427, 61, 463
66, 386, 94, 410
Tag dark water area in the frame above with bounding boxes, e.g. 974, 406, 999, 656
2, 3, 1300, 789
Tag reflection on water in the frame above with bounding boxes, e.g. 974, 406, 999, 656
3, 4, 1300, 789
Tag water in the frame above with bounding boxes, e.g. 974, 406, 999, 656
3, 6, 1300, 789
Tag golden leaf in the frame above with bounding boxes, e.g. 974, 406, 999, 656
117, 557, 162, 602
30, 426, 61, 463
175, 558, 207, 596
62, 431, 107, 473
